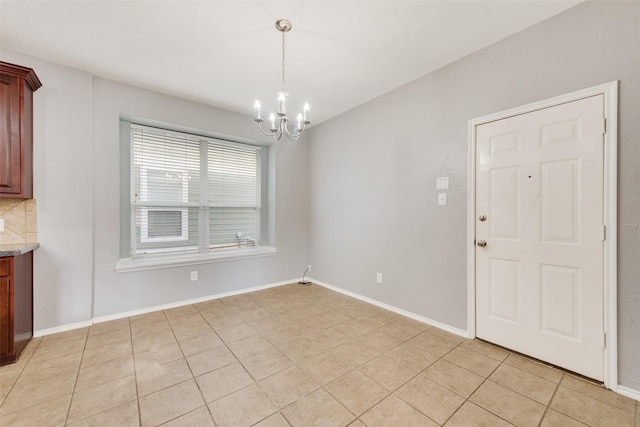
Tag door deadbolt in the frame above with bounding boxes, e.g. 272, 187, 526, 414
477, 240, 487, 247
479, 215, 487, 222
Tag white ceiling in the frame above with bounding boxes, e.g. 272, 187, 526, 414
0, 1, 580, 125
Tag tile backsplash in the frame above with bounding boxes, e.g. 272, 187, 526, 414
0, 198, 37, 245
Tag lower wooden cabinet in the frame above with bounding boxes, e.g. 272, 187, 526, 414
0, 252, 33, 365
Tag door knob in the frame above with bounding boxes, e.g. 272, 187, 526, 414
477, 240, 487, 247
479, 215, 487, 222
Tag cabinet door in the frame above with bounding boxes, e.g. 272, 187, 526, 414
0, 74, 24, 195
12, 252, 32, 357
0, 74, 33, 198
0, 258, 13, 359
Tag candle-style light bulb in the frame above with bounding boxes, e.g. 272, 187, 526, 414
303, 103, 309, 121
297, 113, 303, 131
278, 92, 286, 114
254, 100, 261, 120
269, 113, 276, 130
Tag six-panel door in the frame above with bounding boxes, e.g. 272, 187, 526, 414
475, 95, 605, 380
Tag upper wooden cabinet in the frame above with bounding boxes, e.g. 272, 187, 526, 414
1, 62, 41, 199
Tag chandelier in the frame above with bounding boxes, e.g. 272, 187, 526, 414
253, 19, 310, 141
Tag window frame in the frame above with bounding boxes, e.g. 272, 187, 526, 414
116, 119, 276, 272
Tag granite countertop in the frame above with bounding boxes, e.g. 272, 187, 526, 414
0, 242, 40, 257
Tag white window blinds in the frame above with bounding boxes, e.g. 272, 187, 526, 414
131, 124, 260, 255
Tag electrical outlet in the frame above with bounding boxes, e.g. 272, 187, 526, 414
438, 193, 447, 206
190, 271, 198, 281
307, 264, 311, 272
376, 272, 383, 283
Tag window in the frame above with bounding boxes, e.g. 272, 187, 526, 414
130, 124, 261, 256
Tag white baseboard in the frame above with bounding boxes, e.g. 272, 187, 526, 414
309, 277, 468, 338
615, 385, 640, 402
92, 278, 296, 324
33, 320, 93, 337
34, 278, 297, 335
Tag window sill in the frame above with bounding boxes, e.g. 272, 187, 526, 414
115, 246, 278, 273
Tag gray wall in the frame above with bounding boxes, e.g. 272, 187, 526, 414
0, 50, 95, 330
0, 49, 309, 328
307, 1, 640, 390
92, 78, 309, 318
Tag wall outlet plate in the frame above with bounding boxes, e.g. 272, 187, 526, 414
436, 176, 449, 189
438, 193, 447, 205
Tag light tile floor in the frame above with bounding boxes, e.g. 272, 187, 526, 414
0, 283, 638, 426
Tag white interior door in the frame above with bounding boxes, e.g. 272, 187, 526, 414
475, 95, 605, 381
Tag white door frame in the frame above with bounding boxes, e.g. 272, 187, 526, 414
466, 81, 618, 390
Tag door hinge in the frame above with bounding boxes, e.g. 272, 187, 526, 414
603, 332, 607, 348
603, 225, 606, 241
602, 118, 607, 134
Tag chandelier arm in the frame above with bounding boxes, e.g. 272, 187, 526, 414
255, 120, 279, 137
282, 121, 304, 139
296, 121, 309, 135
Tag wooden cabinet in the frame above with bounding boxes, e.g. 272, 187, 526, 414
0, 259, 11, 360
1, 62, 42, 199
0, 252, 33, 365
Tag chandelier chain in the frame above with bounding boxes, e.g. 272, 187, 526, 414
281, 29, 286, 93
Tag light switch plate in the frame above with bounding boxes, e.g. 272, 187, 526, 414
436, 176, 449, 190
438, 193, 447, 206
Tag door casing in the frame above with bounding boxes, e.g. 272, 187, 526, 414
466, 81, 618, 390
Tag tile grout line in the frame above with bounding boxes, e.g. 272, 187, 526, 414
0, 336, 38, 409
321, 371, 393, 424
163, 305, 217, 426
348, 323, 431, 425
202, 290, 304, 425
286, 309, 437, 425
248, 295, 394, 425
361, 351, 437, 424
248, 303, 349, 426
519, 354, 638, 422
193, 300, 293, 425
231, 301, 314, 425
63, 328, 90, 426
455, 344, 604, 426
535, 372, 565, 427
128, 310, 209, 424
432, 339, 512, 426
224, 293, 304, 426
127, 317, 144, 427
